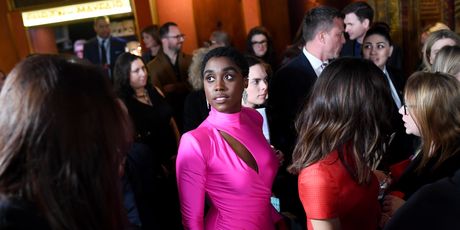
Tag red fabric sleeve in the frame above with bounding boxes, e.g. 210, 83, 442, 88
298, 165, 339, 219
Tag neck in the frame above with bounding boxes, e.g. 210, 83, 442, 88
150, 46, 160, 56
356, 35, 364, 44
242, 101, 255, 109
305, 43, 327, 62
134, 88, 145, 96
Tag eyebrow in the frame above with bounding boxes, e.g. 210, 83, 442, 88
204, 66, 240, 74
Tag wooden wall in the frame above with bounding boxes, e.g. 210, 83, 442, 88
0, 1, 29, 73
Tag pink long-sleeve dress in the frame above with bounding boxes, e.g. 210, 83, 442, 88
176, 107, 281, 230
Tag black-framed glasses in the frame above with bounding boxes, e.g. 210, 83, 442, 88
166, 34, 185, 40
402, 104, 409, 115
251, 40, 267, 46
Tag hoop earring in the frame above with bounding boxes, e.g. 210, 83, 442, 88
242, 89, 248, 104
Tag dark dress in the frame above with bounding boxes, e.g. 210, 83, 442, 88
124, 87, 177, 165
183, 90, 209, 132
392, 151, 460, 200
123, 87, 182, 230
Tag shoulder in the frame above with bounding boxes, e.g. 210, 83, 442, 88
386, 175, 460, 229
110, 37, 126, 45
242, 107, 263, 126
275, 53, 313, 78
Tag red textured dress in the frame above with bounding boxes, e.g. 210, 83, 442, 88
298, 149, 380, 230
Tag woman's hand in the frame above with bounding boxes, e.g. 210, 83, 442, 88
382, 194, 405, 215
275, 218, 289, 230
271, 145, 284, 166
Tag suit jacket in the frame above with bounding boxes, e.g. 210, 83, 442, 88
340, 39, 361, 57
267, 52, 316, 227
83, 36, 126, 78
383, 67, 416, 168
267, 52, 317, 158
146, 50, 192, 133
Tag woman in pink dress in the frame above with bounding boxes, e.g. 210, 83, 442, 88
176, 47, 284, 230
288, 58, 395, 230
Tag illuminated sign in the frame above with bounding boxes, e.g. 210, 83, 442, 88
22, 0, 132, 27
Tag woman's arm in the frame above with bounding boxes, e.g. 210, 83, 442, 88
311, 218, 341, 230
176, 133, 207, 230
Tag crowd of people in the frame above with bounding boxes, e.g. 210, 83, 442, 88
1, 1, 460, 230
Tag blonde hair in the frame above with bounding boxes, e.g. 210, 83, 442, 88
188, 47, 210, 90
404, 71, 460, 172
431, 45, 460, 77
422, 29, 460, 70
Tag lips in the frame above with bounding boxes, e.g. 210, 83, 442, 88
213, 94, 229, 103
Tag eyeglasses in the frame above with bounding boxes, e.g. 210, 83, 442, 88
402, 104, 409, 115
166, 34, 185, 40
251, 40, 267, 46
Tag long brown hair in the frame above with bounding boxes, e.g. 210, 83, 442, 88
0, 55, 131, 229
288, 58, 394, 184
404, 71, 460, 172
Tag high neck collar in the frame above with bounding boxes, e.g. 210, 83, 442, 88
207, 107, 243, 127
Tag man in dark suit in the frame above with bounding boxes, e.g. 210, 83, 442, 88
267, 6, 345, 227
340, 1, 373, 58
84, 16, 126, 80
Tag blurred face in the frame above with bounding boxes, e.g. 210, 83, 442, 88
203, 57, 246, 113
322, 17, 346, 60
251, 34, 268, 57
398, 104, 421, 136
429, 38, 456, 64
129, 59, 148, 91
142, 33, 158, 49
363, 34, 394, 69
344, 13, 369, 42
245, 64, 268, 107
163, 26, 185, 52
74, 43, 84, 59
94, 18, 111, 39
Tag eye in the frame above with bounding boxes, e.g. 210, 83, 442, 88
251, 79, 261, 85
363, 44, 371, 49
205, 75, 215, 82
377, 44, 385, 49
224, 74, 234, 80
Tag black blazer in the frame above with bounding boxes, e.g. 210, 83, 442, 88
267, 52, 317, 158
340, 39, 361, 57
83, 36, 126, 77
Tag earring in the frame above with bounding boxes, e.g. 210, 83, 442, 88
242, 89, 248, 104
206, 99, 210, 110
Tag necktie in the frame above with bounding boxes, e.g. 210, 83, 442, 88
384, 72, 402, 108
320, 62, 328, 70
100, 39, 107, 65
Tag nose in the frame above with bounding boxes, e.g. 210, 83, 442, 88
261, 80, 268, 91
398, 105, 405, 115
214, 77, 225, 91
140, 67, 147, 77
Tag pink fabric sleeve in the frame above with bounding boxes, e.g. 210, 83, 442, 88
176, 132, 207, 230
298, 165, 339, 219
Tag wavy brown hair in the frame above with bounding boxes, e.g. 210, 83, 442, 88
404, 71, 460, 172
0, 55, 131, 230
288, 58, 394, 184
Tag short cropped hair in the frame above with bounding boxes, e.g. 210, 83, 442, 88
200, 47, 249, 79
342, 1, 374, 24
302, 6, 343, 42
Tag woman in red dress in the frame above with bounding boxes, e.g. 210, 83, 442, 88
288, 58, 395, 230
